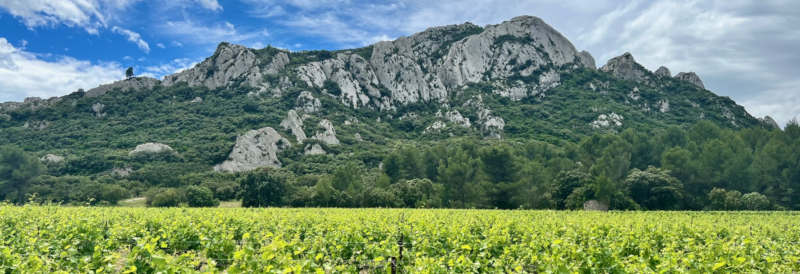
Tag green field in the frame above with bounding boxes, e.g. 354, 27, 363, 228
1, 206, 799, 273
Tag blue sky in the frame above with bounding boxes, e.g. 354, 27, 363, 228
1, 0, 798, 125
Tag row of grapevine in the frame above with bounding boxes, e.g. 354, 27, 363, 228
1, 205, 799, 273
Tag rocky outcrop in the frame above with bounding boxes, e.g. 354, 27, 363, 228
85, 77, 160, 97
313, 119, 340, 145
129, 143, 174, 156
654, 66, 671, 78
296, 91, 321, 113
658, 99, 670, 113
424, 120, 447, 133
40, 154, 64, 164
163, 42, 289, 90
92, 103, 106, 118
759, 116, 780, 129
304, 143, 326, 155
600, 52, 649, 83
280, 110, 307, 142
478, 109, 505, 138
439, 110, 471, 128
577, 51, 596, 69
674, 72, 705, 89
591, 113, 624, 129
23, 120, 50, 130
214, 127, 290, 172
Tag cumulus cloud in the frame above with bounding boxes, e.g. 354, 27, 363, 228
112, 26, 150, 53
0, 0, 140, 33
163, 20, 268, 46
0, 37, 123, 102
581, 0, 800, 126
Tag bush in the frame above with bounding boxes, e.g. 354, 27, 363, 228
185, 186, 219, 207
148, 188, 185, 207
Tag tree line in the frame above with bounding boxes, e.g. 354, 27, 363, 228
2, 120, 798, 210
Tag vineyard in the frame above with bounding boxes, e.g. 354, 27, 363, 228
1, 206, 799, 273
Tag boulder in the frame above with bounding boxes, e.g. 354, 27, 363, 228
280, 109, 307, 142
129, 143, 174, 156
304, 143, 326, 155
313, 119, 340, 145
214, 127, 290, 172
40, 154, 64, 164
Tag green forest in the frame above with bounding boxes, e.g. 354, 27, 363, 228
3, 119, 798, 210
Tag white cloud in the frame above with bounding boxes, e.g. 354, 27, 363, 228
112, 26, 150, 53
0, 0, 140, 33
580, 0, 800, 126
156, 43, 165, 48
0, 37, 123, 102
163, 20, 268, 45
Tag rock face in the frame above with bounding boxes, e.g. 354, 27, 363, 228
163, 42, 289, 90
85, 77, 160, 97
296, 91, 321, 113
654, 66, 671, 78
92, 103, 106, 118
600, 52, 649, 83
674, 72, 705, 89
290, 15, 594, 110
280, 110, 307, 142
313, 119, 340, 145
40, 154, 64, 164
129, 143, 174, 156
214, 127, 289, 172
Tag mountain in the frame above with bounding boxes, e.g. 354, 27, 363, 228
0, 15, 764, 176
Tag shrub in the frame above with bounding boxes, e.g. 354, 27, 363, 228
149, 188, 185, 207
184, 186, 219, 207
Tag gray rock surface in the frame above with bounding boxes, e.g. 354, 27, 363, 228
92, 103, 106, 118
280, 109, 307, 142
654, 66, 671, 78
674, 72, 705, 89
129, 143, 174, 156
86, 77, 160, 97
304, 143, 326, 155
313, 119, 340, 145
296, 91, 321, 113
590, 113, 624, 129
600, 52, 649, 83
214, 127, 289, 172
163, 43, 288, 90
40, 154, 64, 164
577, 50, 596, 69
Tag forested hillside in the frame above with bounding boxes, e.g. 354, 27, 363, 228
1, 16, 794, 210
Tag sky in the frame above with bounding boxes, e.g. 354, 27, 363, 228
0, 0, 798, 125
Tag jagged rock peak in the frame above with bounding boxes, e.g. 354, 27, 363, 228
600, 52, 650, 82
86, 77, 160, 97
162, 41, 289, 90
674, 72, 705, 89
654, 66, 671, 78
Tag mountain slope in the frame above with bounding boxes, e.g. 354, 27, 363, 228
0, 15, 762, 176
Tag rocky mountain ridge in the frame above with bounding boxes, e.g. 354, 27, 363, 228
0, 15, 768, 173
